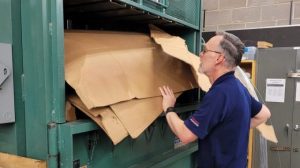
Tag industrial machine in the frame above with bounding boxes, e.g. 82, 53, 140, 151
0, 0, 202, 167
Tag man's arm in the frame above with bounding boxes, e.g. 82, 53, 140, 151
165, 112, 197, 144
250, 104, 271, 128
159, 86, 197, 144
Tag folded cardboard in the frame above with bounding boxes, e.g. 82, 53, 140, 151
68, 95, 128, 144
110, 97, 163, 139
65, 29, 198, 144
65, 31, 197, 109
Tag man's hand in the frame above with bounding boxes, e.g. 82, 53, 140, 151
159, 86, 176, 112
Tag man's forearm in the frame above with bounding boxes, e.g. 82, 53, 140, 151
165, 112, 197, 144
250, 105, 271, 128
165, 112, 184, 136
250, 118, 263, 128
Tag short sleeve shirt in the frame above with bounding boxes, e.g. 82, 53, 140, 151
184, 71, 262, 168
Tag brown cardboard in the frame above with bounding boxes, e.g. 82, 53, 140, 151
65, 31, 197, 109
65, 30, 198, 144
149, 25, 211, 92
110, 93, 180, 138
68, 95, 128, 145
235, 67, 278, 143
110, 97, 163, 138
65, 101, 77, 122
257, 41, 273, 48
0, 152, 46, 168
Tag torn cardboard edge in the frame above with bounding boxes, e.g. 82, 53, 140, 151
68, 92, 182, 145
149, 25, 211, 92
69, 94, 171, 144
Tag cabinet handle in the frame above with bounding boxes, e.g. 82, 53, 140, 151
287, 72, 300, 78
295, 124, 300, 131
286, 123, 291, 136
270, 146, 291, 151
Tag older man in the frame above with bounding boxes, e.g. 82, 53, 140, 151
159, 32, 271, 168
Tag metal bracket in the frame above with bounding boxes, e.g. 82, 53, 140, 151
87, 131, 99, 164
0, 63, 10, 86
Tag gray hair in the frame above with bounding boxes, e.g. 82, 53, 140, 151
216, 31, 245, 67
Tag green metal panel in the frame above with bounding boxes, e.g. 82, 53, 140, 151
58, 117, 197, 168
49, 0, 65, 123
166, 0, 200, 27
118, 0, 199, 29
20, 0, 65, 160
0, 0, 26, 155
0, 0, 12, 43
21, 0, 50, 159
11, 0, 26, 156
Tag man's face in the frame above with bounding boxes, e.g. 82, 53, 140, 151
198, 36, 223, 75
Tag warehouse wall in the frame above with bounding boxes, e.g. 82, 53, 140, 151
203, 0, 300, 31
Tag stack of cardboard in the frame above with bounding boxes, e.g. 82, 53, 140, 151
64, 26, 210, 144
257, 41, 273, 48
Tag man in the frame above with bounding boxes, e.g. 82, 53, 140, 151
159, 31, 271, 168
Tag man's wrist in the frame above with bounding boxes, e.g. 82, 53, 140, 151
165, 107, 175, 114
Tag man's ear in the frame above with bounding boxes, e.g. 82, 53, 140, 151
216, 54, 225, 63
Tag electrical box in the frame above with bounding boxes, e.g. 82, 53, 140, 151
0, 43, 15, 124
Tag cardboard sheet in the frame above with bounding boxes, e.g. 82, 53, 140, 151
149, 25, 211, 92
110, 97, 163, 138
65, 31, 197, 109
68, 95, 128, 145
235, 67, 278, 143
65, 101, 76, 122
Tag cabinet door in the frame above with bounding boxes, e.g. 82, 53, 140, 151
291, 51, 300, 168
256, 48, 297, 168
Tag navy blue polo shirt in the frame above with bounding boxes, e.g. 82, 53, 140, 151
184, 71, 262, 168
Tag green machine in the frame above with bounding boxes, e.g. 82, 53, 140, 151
0, 0, 203, 167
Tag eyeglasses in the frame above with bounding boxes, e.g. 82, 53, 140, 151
202, 46, 222, 54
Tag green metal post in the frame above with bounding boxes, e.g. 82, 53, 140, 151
48, 122, 58, 168
49, 0, 65, 123
20, 0, 65, 160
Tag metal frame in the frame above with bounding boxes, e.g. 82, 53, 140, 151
58, 120, 99, 168
118, 0, 200, 29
